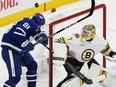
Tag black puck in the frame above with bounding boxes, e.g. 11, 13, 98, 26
35, 3, 39, 8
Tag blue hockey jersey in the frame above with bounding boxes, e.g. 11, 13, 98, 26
1, 18, 41, 52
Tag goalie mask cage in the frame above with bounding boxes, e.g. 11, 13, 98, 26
48, 4, 106, 87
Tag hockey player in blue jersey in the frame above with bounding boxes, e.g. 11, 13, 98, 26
1, 13, 48, 87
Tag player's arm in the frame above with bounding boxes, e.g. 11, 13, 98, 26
53, 33, 79, 64
54, 33, 80, 57
13, 25, 34, 52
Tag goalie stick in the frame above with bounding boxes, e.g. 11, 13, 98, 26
33, 0, 95, 47
65, 61, 107, 84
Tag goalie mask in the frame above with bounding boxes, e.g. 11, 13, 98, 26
81, 24, 96, 41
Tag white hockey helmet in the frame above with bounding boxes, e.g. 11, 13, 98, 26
81, 24, 96, 41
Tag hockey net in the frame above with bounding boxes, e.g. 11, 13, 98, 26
21, 3, 106, 87
47, 3, 106, 87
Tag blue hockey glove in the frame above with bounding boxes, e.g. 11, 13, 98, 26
35, 32, 48, 45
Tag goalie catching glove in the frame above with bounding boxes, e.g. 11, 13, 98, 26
35, 31, 48, 45
106, 51, 116, 63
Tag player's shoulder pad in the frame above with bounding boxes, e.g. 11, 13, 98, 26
24, 17, 37, 29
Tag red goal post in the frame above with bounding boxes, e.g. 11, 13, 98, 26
48, 4, 106, 87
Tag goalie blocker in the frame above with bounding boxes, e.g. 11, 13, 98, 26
53, 43, 67, 65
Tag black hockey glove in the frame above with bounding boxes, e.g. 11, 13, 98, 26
106, 51, 116, 63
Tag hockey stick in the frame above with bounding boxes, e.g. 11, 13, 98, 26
43, 44, 54, 53
33, 0, 95, 47
65, 61, 106, 84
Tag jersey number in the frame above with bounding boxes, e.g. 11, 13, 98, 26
23, 22, 30, 30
